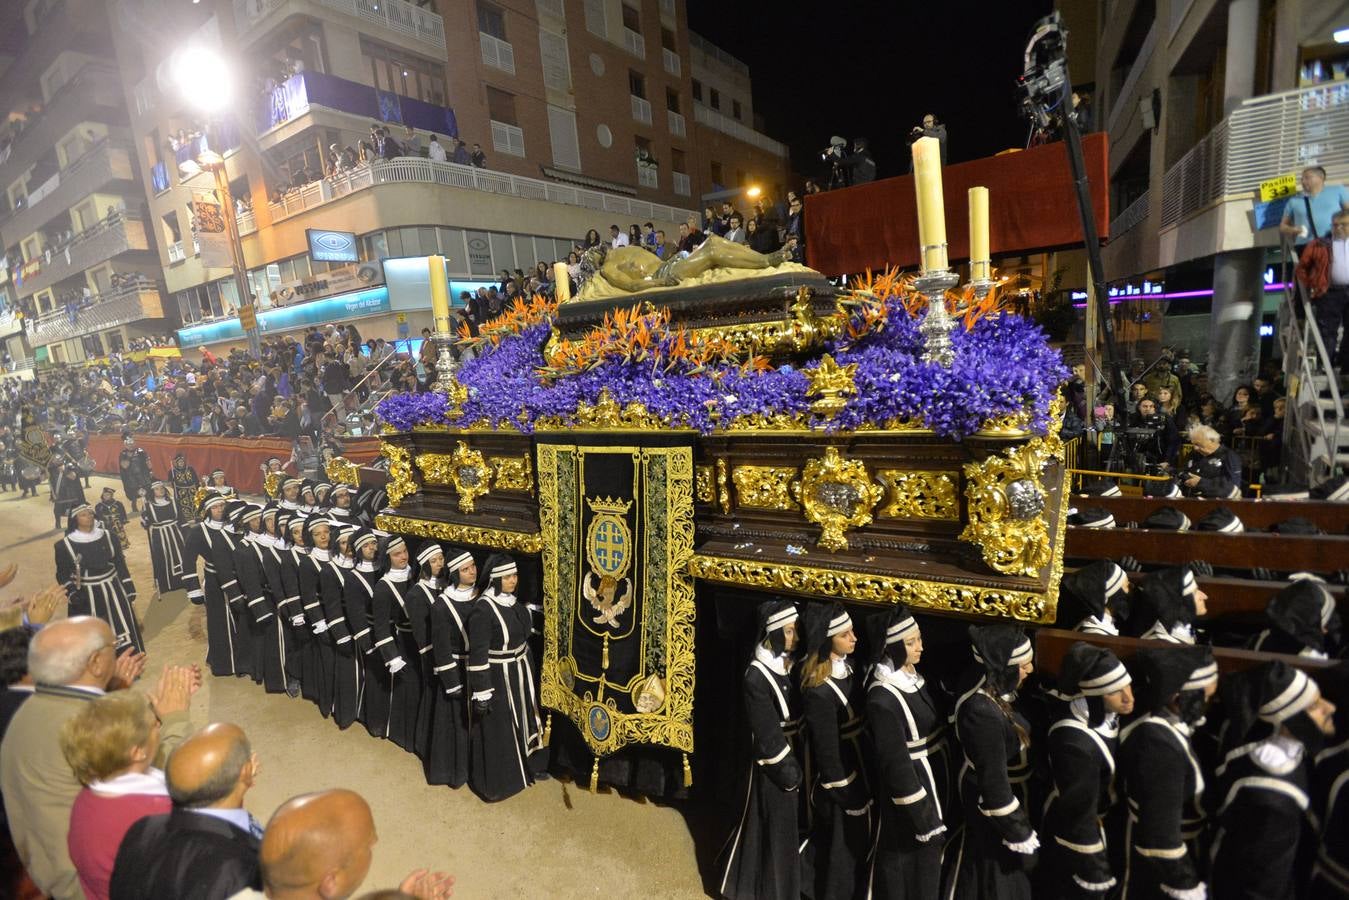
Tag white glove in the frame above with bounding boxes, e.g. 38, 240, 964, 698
290, 614, 305, 627
1002, 832, 1040, 855
311, 621, 329, 635
387, 657, 408, 674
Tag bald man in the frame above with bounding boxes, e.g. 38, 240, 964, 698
1, 617, 195, 899
226, 789, 452, 900
109, 723, 262, 900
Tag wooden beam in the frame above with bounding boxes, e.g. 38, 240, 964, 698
1066, 527, 1347, 573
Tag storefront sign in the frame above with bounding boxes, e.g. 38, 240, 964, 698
1259, 173, 1298, 202
176, 287, 391, 348
268, 260, 384, 306
306, 229, 359, 263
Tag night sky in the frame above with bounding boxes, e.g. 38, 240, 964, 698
684, 0, 1056, 184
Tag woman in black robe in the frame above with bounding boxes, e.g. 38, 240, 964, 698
370, 535, 419, 749
1251, 578, 1338, 659
232, 504, 277, 689
799, 603, 871, 900
55, 503, 142, 653
280, 515, 311, 699
404, 542, 443, 762
140, 481, 186, 597
866, 606, 948, 900
426, 547, 478, 787
298, 516, 336, 718
466, 554, 544, 802
320, 525, 363, 729
717, 599, 804, 900
254, 506, 295, 695
344, 529, 383, 733
945, 624, 1038, 900
181, 494, 241, 676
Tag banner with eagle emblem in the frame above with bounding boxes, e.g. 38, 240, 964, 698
535, 434, 696, 772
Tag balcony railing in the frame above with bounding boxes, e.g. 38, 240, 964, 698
0, 142, 136, 249
11, 213, 153, 299
266, 158, 697, 227
637, 165, 658, 189
672, 171, 690, 196
631, 95, 653, 125
0, 63, 127, 184
1109, 190, 1150, 238
1159, 82, 1349, 229
662, 48, 681, 76
29, 281, 166, 345
480, 33, 516, 74
623, 28, 646, 59
688, 32, 749, 77
257, 71, 463, 142
233, 0, 445, 50
667, 110, 686, 138
693, 104, 788, 158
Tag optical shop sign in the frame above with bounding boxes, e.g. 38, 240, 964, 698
175, 287, 390, 347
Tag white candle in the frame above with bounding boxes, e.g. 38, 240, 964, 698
968, 186, 990, 280
911, 136, 948, 272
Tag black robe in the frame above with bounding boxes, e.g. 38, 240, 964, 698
51, 464, 86, 523
234, 534, 285, 693
466, 589, 542, 802
280, 547, 311, 695
946, 684, 1035, 900
141, 498, 186, 594
1311, 737, 1349, 897
181, 522, 241, 676
371, 569, 421, 751
1118, 714, 1207, 899
299, 549, 336, 717
802, 666, 872, 900
55, 526, 143, 653
866, 667, 949, 900
406, 580, 439, 762
718, 651, 805, 900
256, 537, 293, 694
119, 446, 153, 504
321, 557, 363, 729
96, 498, 130, 549
426, 584, 475, 787
169, 463, 200, 524
1041, 708, 1120, 898
218, 528, 255, 679
343, 564, 382, 736
1210, 737, 1315, 900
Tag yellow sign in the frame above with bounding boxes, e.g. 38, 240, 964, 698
1260, 173, 1298, 202
238, 304, 257, 331
396, 313, 407, 324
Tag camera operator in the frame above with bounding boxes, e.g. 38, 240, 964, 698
906, 114, 947, 168
1128, 396, 1179, 469
821, 136, 849, 190
837, 137, 876, 185
1181, 424, 1243, 499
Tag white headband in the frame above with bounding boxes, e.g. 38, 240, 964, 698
446, 550, 473, 571
417, 545, 443, 565
765, 607, 798, 632
491, 561, 518, 579
1008, 638, 1034, 667
885, 615, 918, 644
1260, 669, 1320, 723
826, 610, 853, 637
354, 533, 378, 549
1079, 663, 1132, 696
1103, 565, 1127, 598
1181, 661, 1219, 692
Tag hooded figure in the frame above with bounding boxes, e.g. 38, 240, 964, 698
96, 486, 131, 550
1211, 662, 1335, 900
51, 460, 87, 531
1252, 579, 1338, 659
297, 515, 336, 717
1040, 644, 1134, 897
1067, 507, 1115, 529
168, 453, 200, 525
369, 533, 421, 750
140, 481, 186, 596
1133, 566, 1206, 644
425, 547, 477, 788
1057, 561, 1130, 635
180, 492, 244, 676
1140, 506, 1191, 531
319, 522, 362, 729
118, 432, 153, 510
944, 624, 1037, 900
865, 605, 947, 900
1118, 645, 1218, 900
343, 528, 383, 732
54, 502, 143, 653
1193, 506, 1244, 534
718, 599, 805, 900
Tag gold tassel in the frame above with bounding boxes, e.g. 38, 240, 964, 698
542, 713, 552, 748
589, 758, 600, 793
683, 753, 692, 787
601, 634, 610, 671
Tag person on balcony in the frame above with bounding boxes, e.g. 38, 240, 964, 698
470, 143, 487, 168
428, 134, 447, 163
1280, 165, 1349, 249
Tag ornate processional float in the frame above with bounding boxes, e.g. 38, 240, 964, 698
343, 137, 1071, 792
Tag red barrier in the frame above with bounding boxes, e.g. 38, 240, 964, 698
804, 133, 1110, 276
85, 433, 384, 495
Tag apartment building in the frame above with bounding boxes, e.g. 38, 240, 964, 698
102, 0, 789, 354
1087, 0, 1344, 396
0, 0, 171, 373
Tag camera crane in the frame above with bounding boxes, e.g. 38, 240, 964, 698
1017, 12, 1129, 433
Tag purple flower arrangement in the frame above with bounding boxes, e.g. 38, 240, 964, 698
377, 296, 1067, 440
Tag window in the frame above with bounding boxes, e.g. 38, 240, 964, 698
583, 0, 606, 37
486, 86, 518, 126
666, 88, 680, 113
670, 148, 686, 173
548, 105, 581, 170
732, 100, 742, 120
661, 27, 676, 51
360, 38, 446, 105
477, 0, 507, 39
709, 88, 720, 110
539, 30, 570, 90
691, 79, 702, 102
629, 71, 646, 99
710, 161, 723, 186
621, 3, 640, 32
161, 210, 181, 245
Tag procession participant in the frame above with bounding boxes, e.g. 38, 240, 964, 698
343, 529, 382, 733
945, 624, 1038, 900
204, 469, 236, 500
16, 443, 43, 498
118, 433, 153, 512
300, 482, 320, 514
96, 486, 132, 551
167, 453, 200, 525
1057, 561, 1131, 635
181, 494, 242, 676
321, 524, 363, 730
255, 505, 295, 695
235, 504, 286, 693
140, 482, 186, 598
718, 599, 804, 900
327, 484, 356, 523
1311, 730, 1349, 898
278, 478, 305, 513
51, 459, 86, 532
281, 515, 313, 702
1211, 661, 1335, 900
1252, 579, 1338, 658
466, 553, 544, 802
313, 483, 333, 511
54, 504, 143, 653
405, 542, 443, 762
1133, 566, 1207, 644
1118, 645, 1218, 900
370, 536, 419, 749
219, 502, 260, 682
865, 606, 948, 900
426, 547, 477, 788
799, 603, 871, 900
299, 516, 336, 718
1040, 643, 1133, 898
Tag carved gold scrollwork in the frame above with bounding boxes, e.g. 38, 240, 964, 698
325, 455, 360, 488
715, 457, 731, 515
694, 465, 715, 504
382, 442, 416, 508
375, 513, 544, 555
877, 470, 959, 520
490, 453, 534, 493
263, 470, 283, 499
416, 441, 493, 513
805, 354, 858, 418
731, 465, 800, 511
960, 434, 1063, 576
536, 388, 670, 431
790, 447, 883, 552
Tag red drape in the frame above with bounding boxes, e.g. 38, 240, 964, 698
87, 434, 384, 494
804, 133, 1110, 276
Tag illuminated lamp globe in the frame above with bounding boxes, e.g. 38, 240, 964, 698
172, 46, 234, 113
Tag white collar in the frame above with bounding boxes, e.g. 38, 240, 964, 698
1169, 621, 1196, 643
205, 519, 225, 530
1079, 612, 1118, 635
383, 565, 411, 583
443, 583, 476, 603
419, 576, 441, 590
292, 545, 309, 556
67, 525, 105, 544
754, 643, 791, 675
1250, 732, 1305, 775
152, 498, 172, 507
1068, 696, 1120, 738
1299, 646, 1330, 660
333, 553, 354, 569
485, 587, 517, 607
356, 560, 378, 573
830, 655, 851, 679
874, 660, 924, 693
310, 547, 330, 562
88, 768, 168, 797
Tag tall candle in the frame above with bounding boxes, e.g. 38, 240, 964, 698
553, 261, 571, 303
911, 136, 948, 272
968, 186, 990, 281
428, 254, 451, 334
